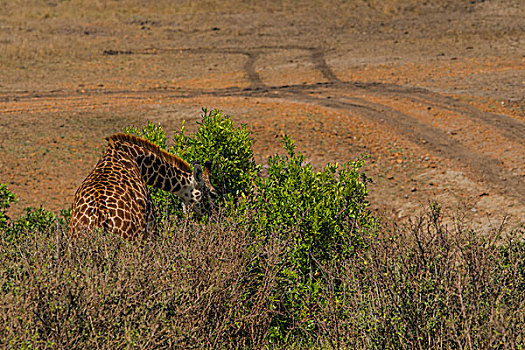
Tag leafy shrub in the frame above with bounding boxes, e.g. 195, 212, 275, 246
124, 120, 168, 149
171, 108, 259, 201
10, 206, 56, 234
0, 184, 58, 239
125, 115, 376, 340
238, 136, 376, 341
57, 208, 71, 227
0, 184, 16, 229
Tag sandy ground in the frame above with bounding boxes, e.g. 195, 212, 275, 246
0, 0, 523, 230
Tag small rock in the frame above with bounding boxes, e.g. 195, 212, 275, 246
411, 187, 417, 192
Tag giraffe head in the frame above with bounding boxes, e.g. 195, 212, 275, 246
187, 160, 217, 217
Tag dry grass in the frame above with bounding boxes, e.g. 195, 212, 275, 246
325, 210, 525, 349
1, 206, 523, 348
0, 0, 447, 63
1, 212, 278, 348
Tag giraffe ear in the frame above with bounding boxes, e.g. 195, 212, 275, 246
193, 163, 204, 184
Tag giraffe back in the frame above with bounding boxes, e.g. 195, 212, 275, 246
68, 145, 155, 239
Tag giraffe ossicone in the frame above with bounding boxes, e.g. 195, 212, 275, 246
68, 133, 217, 239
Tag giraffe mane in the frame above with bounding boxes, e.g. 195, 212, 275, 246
106, 133, 191, 173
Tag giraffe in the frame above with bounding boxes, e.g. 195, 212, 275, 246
68, 133, 217, 239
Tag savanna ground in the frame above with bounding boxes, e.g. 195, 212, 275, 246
0, 0, 524, 228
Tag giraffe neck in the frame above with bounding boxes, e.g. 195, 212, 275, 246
136, 150, 194, 195
108, 134, 195, 196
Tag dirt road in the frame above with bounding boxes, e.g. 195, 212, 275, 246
1, 0, 523, 229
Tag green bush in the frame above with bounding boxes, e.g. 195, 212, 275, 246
125, 115, 376, 340
124, 120, 168, 150
171, 108, 259, 201
0, 184, 16, 229
238, 136, 376, 341
10, 207, 56, 234
0, 185, 59, 239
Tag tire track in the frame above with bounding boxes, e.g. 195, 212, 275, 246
354, 83, 525, 145
2, 45, 523, 203
243, 51, 265, 89
277, 91, 525, 202
311, 48, 341, 83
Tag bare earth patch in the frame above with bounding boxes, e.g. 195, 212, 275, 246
0, 0, 523, 230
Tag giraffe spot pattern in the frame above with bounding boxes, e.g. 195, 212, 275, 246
69, 133, 216, 239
